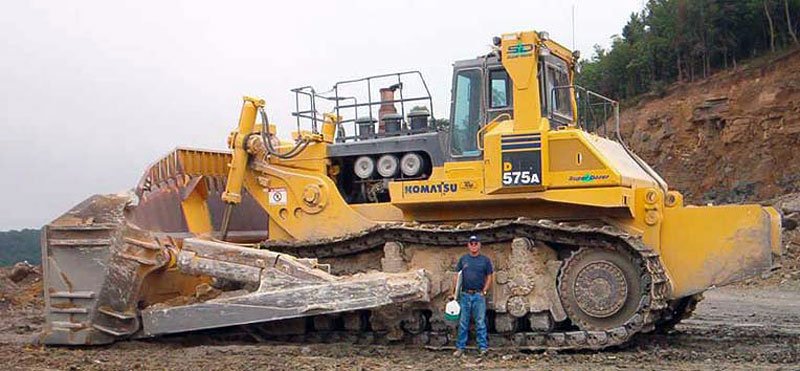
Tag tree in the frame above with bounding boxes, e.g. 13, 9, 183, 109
0, 229, 42, 266
765, 0, 777, 52
577, 0, 800, 102
786, 0, 799, 44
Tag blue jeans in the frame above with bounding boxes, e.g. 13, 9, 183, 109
456, 292, 488, 350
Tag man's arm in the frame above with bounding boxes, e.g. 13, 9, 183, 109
452, 257, 462, 299
482, 258, 494, 295
482, 273, 493, 295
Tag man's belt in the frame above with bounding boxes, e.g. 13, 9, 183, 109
463, 289, 479, 294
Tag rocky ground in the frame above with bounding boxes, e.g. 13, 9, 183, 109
1, 226, 799, 371
2, 187, 799, 371
0, 282, 797, 370
1, 198, 798, 370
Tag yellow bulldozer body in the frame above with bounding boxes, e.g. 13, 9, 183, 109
169, 127, 781, 300
39, 29, 780, 346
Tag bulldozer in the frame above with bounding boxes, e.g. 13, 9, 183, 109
40, 30, 782, 350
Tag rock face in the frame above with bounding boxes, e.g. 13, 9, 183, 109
772, 193, 800, 282
617, 48, 800, 204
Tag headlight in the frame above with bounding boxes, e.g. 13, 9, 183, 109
377, 154, 400, 178
354, 156, 375, 179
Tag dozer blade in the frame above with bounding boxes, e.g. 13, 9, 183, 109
40, 194, 171, 345
139, 238, 430, 337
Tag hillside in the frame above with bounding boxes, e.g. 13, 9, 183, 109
619, 48, 800, 204
0, 229, 42, 266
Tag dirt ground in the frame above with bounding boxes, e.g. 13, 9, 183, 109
2, 214, 798, 371
1, 265, 798, 371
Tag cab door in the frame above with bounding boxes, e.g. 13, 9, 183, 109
448, 67, 485, 159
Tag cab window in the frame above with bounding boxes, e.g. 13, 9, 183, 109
543, 57, 573, 122
451, 69, 483, 156
489, 70, 510, 108
488, 69, 513, 122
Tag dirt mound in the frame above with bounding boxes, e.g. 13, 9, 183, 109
0, 264, 43, 341
0, 263, 43, 309
619, 48, 800, 205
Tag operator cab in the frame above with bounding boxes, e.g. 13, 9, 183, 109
288, 37, 581, 205
449, 55, 513, 158
448, 52, 575, 159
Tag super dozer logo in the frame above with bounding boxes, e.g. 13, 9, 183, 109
502, 150, 542, 186
404, 182, 458, 195
507, 43, 534, 59
568, 174, 610, 183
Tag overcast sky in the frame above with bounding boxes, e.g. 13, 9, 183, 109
0, 0, 642, 230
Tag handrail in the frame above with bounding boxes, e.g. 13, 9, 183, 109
476, 113, 512, 151
290, 71, 435, 143
551, 84, 669, 193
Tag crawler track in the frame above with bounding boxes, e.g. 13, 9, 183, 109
259, 218, 671, 351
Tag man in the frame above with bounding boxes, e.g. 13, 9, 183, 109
452, 235, 493, 357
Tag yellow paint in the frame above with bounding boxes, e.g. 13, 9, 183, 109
179, 177, 213, 234
548, 137, 604, 171
244, 152, 376, 242
222, 96, 264, 204
500, 32, 544, 131
321, 113, 339, 143
350, 203, 406, 222
660, 205, 776, 297
162, 32, 779, 303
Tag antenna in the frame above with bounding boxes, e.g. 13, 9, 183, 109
571, 4, 576, 50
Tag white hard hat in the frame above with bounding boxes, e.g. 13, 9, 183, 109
444, 300, 461, 322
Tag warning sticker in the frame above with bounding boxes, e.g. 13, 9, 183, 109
269, 188, 287, 205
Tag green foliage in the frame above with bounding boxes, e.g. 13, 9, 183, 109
0, 229, 42, 266
432, 118, 450, 131
578, 0, 800, 100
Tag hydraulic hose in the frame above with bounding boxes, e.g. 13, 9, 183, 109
259, 108, 310, 159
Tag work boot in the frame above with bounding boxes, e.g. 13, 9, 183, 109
479, 348, 489, 357
453, 349, 464, 358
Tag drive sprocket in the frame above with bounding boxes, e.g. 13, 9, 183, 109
558, 247, 648, 331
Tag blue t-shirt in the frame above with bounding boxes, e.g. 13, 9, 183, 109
455, 254, 494, 291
